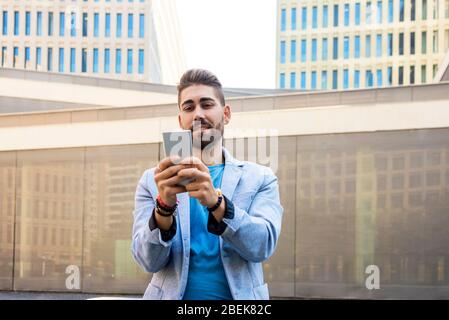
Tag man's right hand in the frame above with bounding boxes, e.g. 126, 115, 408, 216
154, 156, 188, 207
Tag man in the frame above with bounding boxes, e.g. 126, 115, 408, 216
132, 69, 283, 300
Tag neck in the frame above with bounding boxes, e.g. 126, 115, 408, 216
193, 139, 224, 166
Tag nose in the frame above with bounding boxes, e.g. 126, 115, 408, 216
193, 105, 205, 121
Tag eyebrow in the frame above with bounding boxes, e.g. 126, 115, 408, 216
181, 97, 216, 107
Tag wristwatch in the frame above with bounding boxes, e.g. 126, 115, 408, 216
207, 188, 223, 213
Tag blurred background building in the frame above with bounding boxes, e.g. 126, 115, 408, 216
0, 0, 185, 84
277, 0, 449, 89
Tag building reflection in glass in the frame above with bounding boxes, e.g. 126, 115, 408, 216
0, 129, 448, 298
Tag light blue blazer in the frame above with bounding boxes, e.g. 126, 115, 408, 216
131, 147, 283, 300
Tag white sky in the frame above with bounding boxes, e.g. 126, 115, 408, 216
175, 0, 277, 89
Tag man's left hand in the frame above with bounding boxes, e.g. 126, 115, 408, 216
177, 157, 218, 208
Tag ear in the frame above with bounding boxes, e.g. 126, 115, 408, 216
223, 105, 231, 125
178, 113, 182, 128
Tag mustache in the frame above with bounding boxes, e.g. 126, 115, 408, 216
189, 120, 213, 131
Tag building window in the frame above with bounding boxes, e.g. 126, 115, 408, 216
301, 7, 307, 30
115, 48, 121, 74
399, 0, 405, 21
322, 38, 328, 60
410, 65, 415, 84
36, 47, 42, 69
94, 13, 99, 37
301, 71, 306, 89
366, 2, 372, 24
433, 64, 438, 78
14, 11, 19, 35
70, 12, 76, 37
343, 36, 349, 59
47, 47, 53, 71
290, 72, 296, 89
377, 69, 382, 86
280, 41, 286, 64
301, 39, 307, 62
388, 0, 394, 22
333, 4, 339, 27
82, 48, 87, 73
104, 48, 110, 73
291, 8, 297, 30
1, 47, 6, 66
311, 71, 317, 89
445, 0, 449, 18
377, 1, 382, 23
376, 34, 382, 57
323, 5, 328, 28
127, 49, 133, 74
115, 13, 122, 38
332, 70, 338, 89
93, 48, 98, 73
138, 49, 144, 74
280, 73, 285, 88
82, 13, 88, 37
13, 47, 18, 67
344, 4, 349, 26
411, 0, 416, 20
355, 3, 361, 25
366, 70, 373, 87
388, 33, 393, 56
421, 65, 427, 83
433, 30, 438, 53
290, 40, 296, 63
312, 6, 318, 29
399, 33, 404, 55
423, 0, 428, 19
24, 47, 30, 68
48, 12, 53, 36
365, 35, 371, 57
2, 11, 7, 35
59, 12, 65, 36
311, 39, 317, 61
281, 8, 286, 31
333, 37, 338, 59
353, 35, 360, 58
387, 66, 393, 85
354, 70, 360, 88
398, 66, 404, 84
321, 70, 328, 89
343, 69, 349, 89
58, 48, 64, 72
422, 31, 427, 54
433, 0, 439, 19
139, 13, 144, 38
410, 32, 415, 54
128, 13, 133, 38
105, 13, 111, 37
25, 11, 30, 35
37, 12, 42, 36
70, 48, 75, 72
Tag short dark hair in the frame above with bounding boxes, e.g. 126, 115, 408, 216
177, 69, 226, 107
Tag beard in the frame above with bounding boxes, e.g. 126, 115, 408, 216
190, 119, 224, 150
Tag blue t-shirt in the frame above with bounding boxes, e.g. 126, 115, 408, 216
182, 164, 233, 300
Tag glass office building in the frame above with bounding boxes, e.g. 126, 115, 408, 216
0, 0, 185, 84
277, 0, 449, 89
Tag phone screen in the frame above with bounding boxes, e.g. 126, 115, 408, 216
162, 130, 193, 186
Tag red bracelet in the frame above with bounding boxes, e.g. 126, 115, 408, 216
157, 194, 178, 210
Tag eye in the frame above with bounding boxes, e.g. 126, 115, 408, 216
183, 105, 194, 111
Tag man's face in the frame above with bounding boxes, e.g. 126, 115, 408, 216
178, 84, 231, 150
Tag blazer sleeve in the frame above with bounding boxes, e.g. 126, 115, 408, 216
221, 166, 284, 263
131, 169, 174, 273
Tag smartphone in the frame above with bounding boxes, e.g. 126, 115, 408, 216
162, 130, 194, 186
